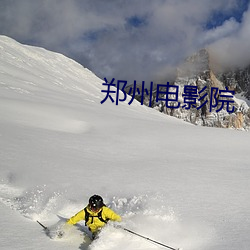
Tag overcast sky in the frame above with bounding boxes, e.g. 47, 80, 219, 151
0, 0, 249, 83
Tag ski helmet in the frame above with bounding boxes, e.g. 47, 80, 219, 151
89, 195, 104, 210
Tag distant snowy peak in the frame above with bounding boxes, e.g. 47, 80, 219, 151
177, 49, 210, 78
157, 48, 250, 130
178, 48, 250, 100
218, 66, 250, 101
176, 48, 225, 92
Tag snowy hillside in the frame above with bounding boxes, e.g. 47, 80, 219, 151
0, 36, 250, 250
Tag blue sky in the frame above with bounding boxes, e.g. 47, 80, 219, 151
0, 0, 249, 82
206, 0, 249, 28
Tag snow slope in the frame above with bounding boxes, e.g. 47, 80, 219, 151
0, 36, 250, 250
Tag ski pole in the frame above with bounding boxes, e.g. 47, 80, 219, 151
37, 220, 48, 231
122, 227, 180, 250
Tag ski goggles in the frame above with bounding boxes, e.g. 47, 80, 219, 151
89, 204, 101, 212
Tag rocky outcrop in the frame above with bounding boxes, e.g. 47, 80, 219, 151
127, 48, 250, 130
217, 66, 250, 100
152, 49, 250, 130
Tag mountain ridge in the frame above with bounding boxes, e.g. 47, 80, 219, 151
140, 48, 250, 130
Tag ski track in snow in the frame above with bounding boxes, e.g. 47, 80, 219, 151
0, 179, 211, 250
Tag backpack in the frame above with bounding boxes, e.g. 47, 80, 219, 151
84, 206, 109, 226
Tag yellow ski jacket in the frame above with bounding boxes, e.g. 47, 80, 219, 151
67, 206, 121, 233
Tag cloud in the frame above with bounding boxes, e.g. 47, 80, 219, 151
209, 3, 250, 69
0, 0, 249, 82
200, 18, 240, 45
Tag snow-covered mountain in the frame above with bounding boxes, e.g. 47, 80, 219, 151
140, 49, 250, 130
217, 65, 250, 101
173, 49, 250, 129
0, 36, 250, 250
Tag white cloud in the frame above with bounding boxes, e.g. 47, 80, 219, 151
209, 5, 250, 68
0, 0, 249, 81
201, 18, 240, 45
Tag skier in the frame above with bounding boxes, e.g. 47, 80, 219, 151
66, 194, 121, 239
